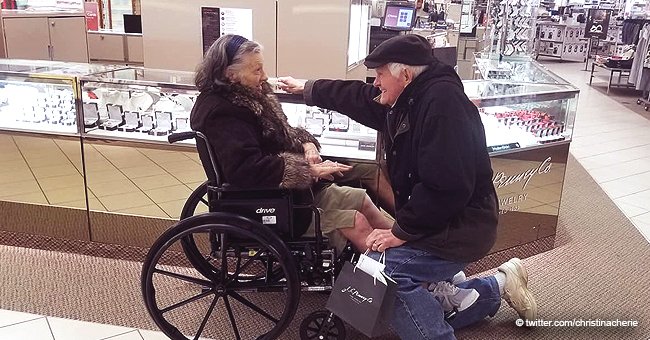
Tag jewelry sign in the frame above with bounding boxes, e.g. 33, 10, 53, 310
201, 7, 253, 55
584, 9, 611, 39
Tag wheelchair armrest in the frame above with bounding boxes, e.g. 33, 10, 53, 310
215, 183, 289, 195
168, 131, 196, 144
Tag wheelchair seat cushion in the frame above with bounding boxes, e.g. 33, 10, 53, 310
305, 184, 367, 252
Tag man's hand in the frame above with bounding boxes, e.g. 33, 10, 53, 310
303, 142, 322, 164
277, 77, 306, 94
366, 229, 406, 252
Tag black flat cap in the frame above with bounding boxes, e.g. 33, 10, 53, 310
364, 34, 434, 69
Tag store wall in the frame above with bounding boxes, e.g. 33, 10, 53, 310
140, 0, 277, 75
277, 0, 351, 79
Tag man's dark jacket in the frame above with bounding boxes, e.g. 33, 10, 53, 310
305, 60, 499, 262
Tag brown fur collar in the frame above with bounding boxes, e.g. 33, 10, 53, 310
213, 82, 305, 153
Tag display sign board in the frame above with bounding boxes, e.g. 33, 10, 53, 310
584, 9, 611, 39
201, 7, 253, 55
84, 2, 99, 31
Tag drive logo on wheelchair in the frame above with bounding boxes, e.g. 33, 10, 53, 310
256, 207, 276, 214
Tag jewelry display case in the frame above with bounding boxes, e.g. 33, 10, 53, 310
79, 68, 199, 145
464, 76, 578, 259
0, 60, 125, 242
80, 69, 381, 161
466, 74, 578, 152
473, 54, 569, 84
276, 92, 380, 162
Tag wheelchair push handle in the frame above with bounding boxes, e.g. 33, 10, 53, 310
168, 131, 196, 144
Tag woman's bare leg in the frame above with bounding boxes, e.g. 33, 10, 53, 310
359, 196, 393, 230
339, 211, 373, 252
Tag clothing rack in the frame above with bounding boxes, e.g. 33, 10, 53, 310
622, 18, 650, 44
631, 23, 650, 107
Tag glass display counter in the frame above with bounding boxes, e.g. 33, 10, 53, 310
0, 60, 125, 242
465, 76, 578, 151
80, 69, 380, 161
0, 59, 121, 136
473, 54, 569, 84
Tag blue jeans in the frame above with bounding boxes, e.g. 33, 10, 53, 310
369, 246, 501, 340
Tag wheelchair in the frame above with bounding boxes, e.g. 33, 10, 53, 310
141, 131, 353, 340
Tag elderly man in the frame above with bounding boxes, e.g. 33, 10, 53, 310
279, 34, 537, 339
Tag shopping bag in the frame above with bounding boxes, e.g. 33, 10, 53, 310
326, 253, 397, 338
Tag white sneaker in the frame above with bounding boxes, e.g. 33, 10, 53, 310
429, 281, 480, 312
451, 271, 467, 284
498, 258, 537, 321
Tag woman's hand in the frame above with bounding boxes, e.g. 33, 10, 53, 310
303, 142, 322, 164
310, 160, 352, 181
366, 229, 406, 252
277, 77, 306, 94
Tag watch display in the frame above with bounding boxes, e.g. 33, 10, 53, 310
137, 114, 155, 133
0, 82, 77, 134
175, 117, 189, 132
280, 101, 378, 160
119, 111, 142, 132
83, 103, 100, 128
151, 111, 173, 136
100, 104, 125, 131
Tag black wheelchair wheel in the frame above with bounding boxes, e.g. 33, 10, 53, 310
180, 181, 209, 220
299, 310, 346, 340
142, 212, 300, 340
178, 182, 217, 280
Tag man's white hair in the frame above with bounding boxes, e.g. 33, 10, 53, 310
387, 63, 428, 79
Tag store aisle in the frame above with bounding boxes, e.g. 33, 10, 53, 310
0, 309, 185, 340
541, 60, 650, 242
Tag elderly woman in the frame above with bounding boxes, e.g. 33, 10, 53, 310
189, 35, 392, 252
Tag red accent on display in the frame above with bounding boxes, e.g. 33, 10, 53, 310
85, 2, 100, 31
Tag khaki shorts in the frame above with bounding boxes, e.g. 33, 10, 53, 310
306, 184, 366, 252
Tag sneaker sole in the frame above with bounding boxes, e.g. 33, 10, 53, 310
499, 259, 537, 321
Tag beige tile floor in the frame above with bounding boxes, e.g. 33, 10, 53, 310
0, 138, 205, 219
542, 61, 650, 243
0, 309, 210, 340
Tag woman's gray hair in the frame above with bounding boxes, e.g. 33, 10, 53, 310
195, 35, 263, 92
387, 63, 428, 79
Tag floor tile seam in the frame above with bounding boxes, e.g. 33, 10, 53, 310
95, 147, 190, 218
601, 185, 650, 200
10, 135, 51, 205
0, 316, 46, 329
571, 142, 650, 159
44, 317, 55, 340
574, 114, 650, 127
612, 200, 650, 217
99, 329, 141, 340
587, 161, 650, 179
614, 194, 650, 211
598, 168, 650, 185
570, 130, 650, 146
133, 181, 189, 192
631, 214, 650, 226
93, 188, 175, 219
572, 126, 650, 140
